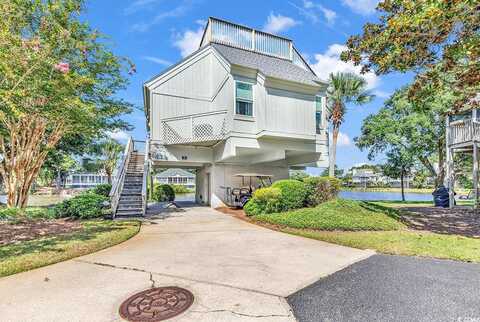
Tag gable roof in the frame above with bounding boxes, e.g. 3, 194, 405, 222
156, 168, 195, 178
211, 43, 322, 87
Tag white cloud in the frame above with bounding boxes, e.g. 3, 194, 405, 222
330, 131, 352, 146
107, 130, 130, 141
263, 13, 299, 34
291, 1, 337, 25
341, 0, 379, 15
310, 43, 379, 90
173, 23, 204, 58
131, 1, 193, 32
124, 0, 162, 15
142, 56, 171, 66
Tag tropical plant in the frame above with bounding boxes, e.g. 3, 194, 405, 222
96, 139, 123, 184
327, 72, 373, 177
0, 1, 133, 208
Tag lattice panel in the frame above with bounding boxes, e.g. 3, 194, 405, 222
162, 111, 229, 145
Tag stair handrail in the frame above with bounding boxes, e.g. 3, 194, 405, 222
141, 138, 150, 216
110, 137, 133, 218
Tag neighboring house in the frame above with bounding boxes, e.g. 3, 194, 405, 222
155, 168, 195, 189
111, 17, 330, 215
65, 173, 109, 188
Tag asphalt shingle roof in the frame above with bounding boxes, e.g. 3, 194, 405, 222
211, 43, 322, 87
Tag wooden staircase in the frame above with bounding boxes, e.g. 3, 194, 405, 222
115, 152, 145, 217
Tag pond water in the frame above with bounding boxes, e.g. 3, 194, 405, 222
339, 190, 433, 202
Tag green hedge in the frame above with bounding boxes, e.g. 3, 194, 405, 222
171, 184, 193, 194
89, 184, 112, 197
244, 187, 282, 216
271, 179, 308, 211
54, 192, 108, 219
304, 176, 341, 206
152, 184, 175, 202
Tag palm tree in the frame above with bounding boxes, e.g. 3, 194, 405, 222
98, 139, 123, 184
327, 72, 374, 177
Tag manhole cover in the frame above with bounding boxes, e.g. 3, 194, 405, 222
119, 287, 194, 321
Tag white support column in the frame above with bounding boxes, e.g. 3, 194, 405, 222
474, 142, 478, 210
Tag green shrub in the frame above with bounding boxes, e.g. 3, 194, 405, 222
89, 184, 112, 197
0, 207, 26, 220
153, 184, 175, 202
271, 179, 308, 211
304, 176, 342, 206
171, 184, 193, 194
244, 187, 281, 216
54, 193, 108, 219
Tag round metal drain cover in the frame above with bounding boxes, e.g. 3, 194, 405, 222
119, 287, 194, 321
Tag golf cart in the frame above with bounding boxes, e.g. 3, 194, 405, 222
222, 173, 273, 208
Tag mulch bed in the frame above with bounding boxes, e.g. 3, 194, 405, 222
0, 219, 82, 246
400, 207, 480, 238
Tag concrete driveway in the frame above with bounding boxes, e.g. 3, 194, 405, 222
0, 203, 372, 322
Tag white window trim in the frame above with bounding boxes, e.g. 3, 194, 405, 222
234, 80, 254, 117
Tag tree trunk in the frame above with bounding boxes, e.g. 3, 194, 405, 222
400, 170, 405, 202
0, 116, 64, 208
329, 125, 339, 177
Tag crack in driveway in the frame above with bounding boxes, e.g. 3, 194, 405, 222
74, 259, 285, 298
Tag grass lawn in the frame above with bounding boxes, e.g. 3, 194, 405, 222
371, 199, 473, 208
284, 229, 480, 263
0, 220, 140, 277
254, 199, 405, 231
251, 198, 480, 263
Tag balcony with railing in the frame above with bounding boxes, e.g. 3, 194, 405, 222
447, 119, 480, 146
200, 17, 310, 71
161, 110, 229, 145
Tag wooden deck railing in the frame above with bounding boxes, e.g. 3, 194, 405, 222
448, 119, 480, 146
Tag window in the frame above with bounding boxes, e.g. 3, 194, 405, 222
235, 81, 253, 116
315, 96, 323, 134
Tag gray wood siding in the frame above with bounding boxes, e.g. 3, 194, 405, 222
264, 88, 315, 135
150, 50, 232, 141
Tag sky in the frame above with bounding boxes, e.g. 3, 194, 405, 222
82, 0, 413, 173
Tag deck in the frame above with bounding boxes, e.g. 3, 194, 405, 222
447, 119, 480, 147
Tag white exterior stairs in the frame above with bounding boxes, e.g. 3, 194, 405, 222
116, 152, 145, 217
110, 138, 149, 219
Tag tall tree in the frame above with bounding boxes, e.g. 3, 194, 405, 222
355, 87, 453, 186
97, 139, 123, 184
0, 0, 134, 208
327, 72, 373, 177
382, 149, 415, 201
341, 0, 480, 110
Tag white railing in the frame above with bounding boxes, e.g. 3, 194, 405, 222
142, 138, 150, 216
207, 18, 292, 60
448, 119, 480, 146
161, 110, 229, 145
110, 137, 133, 218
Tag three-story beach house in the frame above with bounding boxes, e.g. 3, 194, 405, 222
111, 17, 330, 216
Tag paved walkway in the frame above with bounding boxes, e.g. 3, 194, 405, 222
0, 203, 372, 322
288, 254, 480, 322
